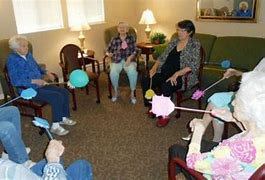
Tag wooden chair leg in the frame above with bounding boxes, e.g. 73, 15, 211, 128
94, 80, 100, 103
222, 123, 229, 140
38, 108, 43, 118
168, 157, 177, 180
198, 99, 202, 109
85, 85, 89, 95
39, 128, 45, 136
175, 93, 182, 118
71, 89, 77, 111
108, 74, 112, 99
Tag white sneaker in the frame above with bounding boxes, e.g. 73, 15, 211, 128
111, 96, 118, 102
2, 147, 31, 160
131, 97, 137, 104
60, 117, 77, 126
50, 125, 69, 136
23, 160, 36, 168
181, 133, 192, 141
111, 91, 119, 102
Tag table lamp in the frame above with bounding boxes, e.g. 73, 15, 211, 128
139, 9, 157, 43
71, 23, 91, 51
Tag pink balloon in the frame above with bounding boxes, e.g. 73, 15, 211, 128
151, 95, 175, 117
192, 90, 205, 100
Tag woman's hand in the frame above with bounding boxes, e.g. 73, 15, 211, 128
166, 73, 178, 86
125, 56, 132, 67
211, 108, 235, 122
189, 118, 206, 132
46, 71, 55, 82
149, 67, 157, 78
32, 79, 47, 86
45, 140, 65, 163
223, 68, 243, 79
106, 52, 113, 58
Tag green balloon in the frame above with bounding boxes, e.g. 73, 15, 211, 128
69, 69, 89, 88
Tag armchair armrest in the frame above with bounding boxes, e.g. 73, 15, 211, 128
169, 157, 205, 180
250, 164, 265, 180
135, 47, 142, 72
182, 71, 192, 91
83, 57, 100, 75
103, 55, 110, 72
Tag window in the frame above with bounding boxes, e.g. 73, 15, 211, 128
66, 0, 105, 27
12, 0, 64, 34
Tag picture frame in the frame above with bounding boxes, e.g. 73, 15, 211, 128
196, 0, 258, 23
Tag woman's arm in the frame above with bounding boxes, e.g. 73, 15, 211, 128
0, 159, 66, 180
7, 55, 32, 87
106, 37, 116, 55
149, 60, 160, 78
166, 67, 192, 86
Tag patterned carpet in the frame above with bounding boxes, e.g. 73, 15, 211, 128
19, 73, 222, 180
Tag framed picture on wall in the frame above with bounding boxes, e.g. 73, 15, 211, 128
196, 0, 258, 23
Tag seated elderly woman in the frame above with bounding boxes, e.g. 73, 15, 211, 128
105, 22, 138, 104
182, 57, 265, 142
0, 106, 92, 179
141, 19, 201, 127
169, 70, 265, 179
6, 35, 76, 136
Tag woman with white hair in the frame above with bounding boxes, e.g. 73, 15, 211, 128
105, 22, 138, 104
182, 57, 265, 142
236, 1, 252, 17
169, 70, 265, 179
7, 35, 76, 136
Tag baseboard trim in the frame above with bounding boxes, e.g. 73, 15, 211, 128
0, 94, 5, 100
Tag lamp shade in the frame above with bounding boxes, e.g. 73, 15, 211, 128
139, 9, 157, 25
70, 23, 91, 31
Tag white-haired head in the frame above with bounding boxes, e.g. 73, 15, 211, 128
239, 1, 249, 10
9, 35, 28, 51
235, 71, 265, 131
117, 22, 129, 34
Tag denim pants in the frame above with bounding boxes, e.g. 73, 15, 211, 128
33, 85, 70, 122
0, 106, 29, 163
110, 60, 138, 91
31, 159, 93, 180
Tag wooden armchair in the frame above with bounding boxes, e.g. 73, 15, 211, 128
59, 44, 100, 107
3, 66, 49, 118
169, 156, 265, 180
102, 26, 141, 98
174, 46, 205, 118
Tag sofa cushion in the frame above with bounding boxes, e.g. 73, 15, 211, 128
209, 36, 265, 70
170, 33, 216, 63
193, 33, 217, 63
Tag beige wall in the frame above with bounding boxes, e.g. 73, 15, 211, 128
0, 0, 264, 96
0, 0, 138, 77
136, 0, 265, 41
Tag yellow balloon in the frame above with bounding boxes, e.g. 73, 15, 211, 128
145, 89, 155, 100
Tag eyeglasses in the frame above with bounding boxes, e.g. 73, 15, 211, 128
176, 28, 187, 33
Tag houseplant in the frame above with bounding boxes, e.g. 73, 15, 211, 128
150, 32, 166, 44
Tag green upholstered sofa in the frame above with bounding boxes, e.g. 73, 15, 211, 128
152, 33, 265, 99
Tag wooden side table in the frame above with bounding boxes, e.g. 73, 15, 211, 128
137, 42, 155, 70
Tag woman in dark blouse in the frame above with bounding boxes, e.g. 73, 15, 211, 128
141, 20, 201, 127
